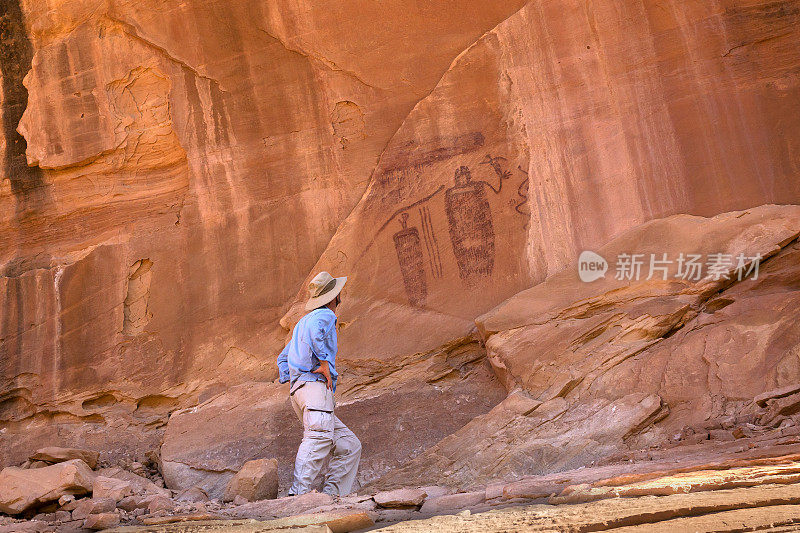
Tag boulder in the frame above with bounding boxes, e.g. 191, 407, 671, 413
92, 476, 133, 502
373, 488, 427, 508
145, 494, 176, 514
128, 462, 148, 477
755, 384, 800, 408
29, 448, 99, 469
0, 459, 95, 514
117, 495, 146, 512
223, 459, 279, 503
57, 494, 75, 508
83, 512, 120, 530
160, 383, 291, 498
94, 467, 170, 497
71, 498, 116, 520
176, 487, 209, 503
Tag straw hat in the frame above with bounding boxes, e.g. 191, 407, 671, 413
305, 271, 347, 311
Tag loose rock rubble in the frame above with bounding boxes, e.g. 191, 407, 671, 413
4, 208, 800, 533
4, 444, 799, 532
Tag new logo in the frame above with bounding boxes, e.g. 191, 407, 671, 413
578, 251, 608, 282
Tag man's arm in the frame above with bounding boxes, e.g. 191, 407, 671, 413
311, 360, 332, 390
309, 313, 337, 390
277, 344, 290, 383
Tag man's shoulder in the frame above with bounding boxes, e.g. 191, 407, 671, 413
304, 308, 336, 328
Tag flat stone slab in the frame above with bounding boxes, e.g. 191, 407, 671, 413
30, 447, 100, 469
374, 488, 427, 508
107, 510, 373, 532
107, 520, 331, 532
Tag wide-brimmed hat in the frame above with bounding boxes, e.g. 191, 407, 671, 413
305, 271, 347, 311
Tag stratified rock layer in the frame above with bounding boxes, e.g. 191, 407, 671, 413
372, 205, 800, 490
2, 0, 800, 493
286, 0, 800, 363
0, 0, 528, 465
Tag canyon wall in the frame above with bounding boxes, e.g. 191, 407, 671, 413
288, 0, 800, 361
0, 0, 528, 463
2, 0, 800, 474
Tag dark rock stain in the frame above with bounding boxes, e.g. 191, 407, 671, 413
380, 132, 486, 179
182, 66, 208, 151
0, 0, 46, 209
209, 81, 231, 148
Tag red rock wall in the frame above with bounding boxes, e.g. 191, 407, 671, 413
1, 0, 800, 464
287, 0, 800, 362
0, 0, 528, 463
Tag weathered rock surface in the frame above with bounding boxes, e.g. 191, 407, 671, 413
0, 0, 531, 468
175, 487, 209, 504
419, 491, 485, 514
2, 0, 800, 470
225, 510, 374, 532
160, 341, 504, 496
0, 459, 95, 515
223, 459, 279, 503
3, 0, 800, 530
57, 449, 800, 532
372, 205, 800, 490
94, 467, 170, 498
283, 1, 800, 364
224, 492, 335, 520
146, 494, 176, 514
375, 483, 800, 532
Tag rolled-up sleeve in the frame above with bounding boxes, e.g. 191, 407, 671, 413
309, 313, 337, 365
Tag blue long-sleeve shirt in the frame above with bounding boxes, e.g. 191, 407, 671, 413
277, 308, 339, 392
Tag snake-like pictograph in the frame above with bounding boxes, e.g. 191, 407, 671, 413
515, 165, 530, 218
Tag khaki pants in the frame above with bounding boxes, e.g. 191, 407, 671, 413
289, 381, 361, 496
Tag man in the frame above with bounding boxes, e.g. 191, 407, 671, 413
277, 271, 362, 496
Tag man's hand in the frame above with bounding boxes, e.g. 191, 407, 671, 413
312, 360, 333, 390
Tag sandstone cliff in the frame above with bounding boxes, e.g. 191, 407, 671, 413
1, 0, 529, 463
1, 0, 800, 503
